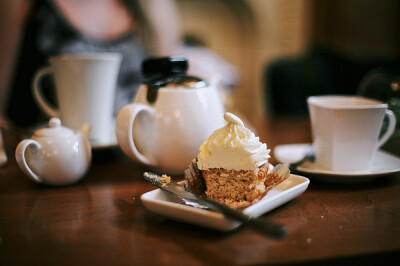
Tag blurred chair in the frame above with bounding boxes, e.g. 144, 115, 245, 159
264, 45, 400, 116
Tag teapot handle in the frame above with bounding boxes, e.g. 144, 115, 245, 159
116, 103, 157, 165
15, 139, 43, 183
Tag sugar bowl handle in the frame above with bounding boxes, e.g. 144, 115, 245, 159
15, 139, 43, 183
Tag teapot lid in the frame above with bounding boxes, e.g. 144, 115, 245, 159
142, 56, 208, 103
142, 56, 188, 78
34, 118, 75, 138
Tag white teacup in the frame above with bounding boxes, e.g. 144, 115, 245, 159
32, 53, 122, 145
307, 95, 396, 171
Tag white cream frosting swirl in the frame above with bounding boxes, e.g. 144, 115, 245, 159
197, 112, 270, 171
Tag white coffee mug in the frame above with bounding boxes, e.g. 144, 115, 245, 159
32, 53, 122, 145
308, 95, 396, 171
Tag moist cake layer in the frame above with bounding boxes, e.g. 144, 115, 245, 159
201, 164, 270, 209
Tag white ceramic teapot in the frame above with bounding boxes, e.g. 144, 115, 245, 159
116, 56, 225, 174
15, 117, 92, 185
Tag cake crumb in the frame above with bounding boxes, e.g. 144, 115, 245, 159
160, 174, 171, 186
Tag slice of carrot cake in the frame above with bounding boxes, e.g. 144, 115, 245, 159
185, 112, 289, 209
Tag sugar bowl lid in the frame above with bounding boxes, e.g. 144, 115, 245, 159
34, 117, 74, 138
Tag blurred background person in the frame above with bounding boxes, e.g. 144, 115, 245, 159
0, 0, 238, 126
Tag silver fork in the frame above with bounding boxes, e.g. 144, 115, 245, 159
0, 129, 8, 167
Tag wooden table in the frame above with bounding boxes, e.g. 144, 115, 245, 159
0, 117, 399, 265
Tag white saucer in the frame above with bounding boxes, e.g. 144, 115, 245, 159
275, 143, 400, 178
140, 174, 309, 231
90, 121, 119, 150
90, 134, 118, 150
91, 140, 118, 150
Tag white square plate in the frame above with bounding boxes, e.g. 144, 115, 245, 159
140, 174, 310, 231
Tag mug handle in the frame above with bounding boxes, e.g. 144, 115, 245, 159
15, 139, 43, 183
377, 109, 397, 148
116, 103, 157, 165
32, 66, 60, 117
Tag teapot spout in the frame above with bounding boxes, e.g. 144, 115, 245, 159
79, 123, 91, 140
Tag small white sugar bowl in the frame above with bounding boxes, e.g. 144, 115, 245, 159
15, 117, 92, 185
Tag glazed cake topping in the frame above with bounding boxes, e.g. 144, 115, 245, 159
197, 112, 270, 171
